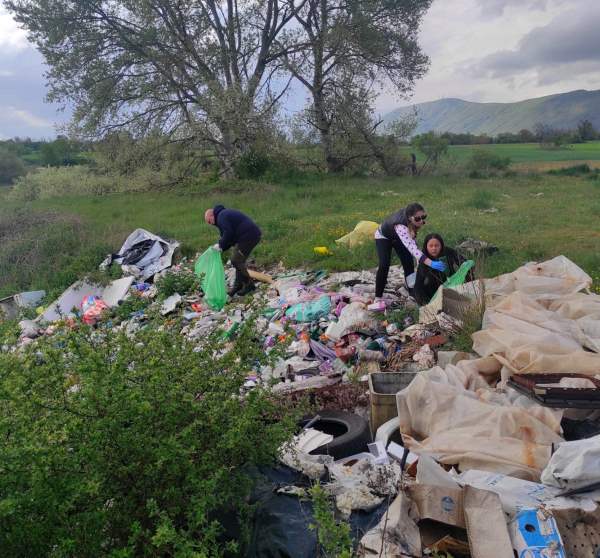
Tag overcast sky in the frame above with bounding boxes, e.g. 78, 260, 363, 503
1, 0, 599, 139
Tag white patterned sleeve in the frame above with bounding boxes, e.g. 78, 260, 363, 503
394, 224, 425, 262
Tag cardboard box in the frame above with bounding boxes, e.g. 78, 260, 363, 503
409, 484, 466, 529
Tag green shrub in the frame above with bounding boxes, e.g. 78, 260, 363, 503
234, 150, 272, 179
0, 318, 296, 556
467, 150, 511, 178
0, 148, 26, 185
467, 189, 498, 210
309, 483, 353, 558
548, 163, 592, 176
155, 269, 201, 299
8, 166, 178, 202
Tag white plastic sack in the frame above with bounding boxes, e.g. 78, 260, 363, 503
325, 302, 379, 340
541, 433, 600, 490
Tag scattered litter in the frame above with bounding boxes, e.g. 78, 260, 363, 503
8, 225, 600, 557
160, 293, 182, 315
81, 295, 109, 326
39, 277, 133, 323
456, 237, 499, 257
0, 290, 46, 320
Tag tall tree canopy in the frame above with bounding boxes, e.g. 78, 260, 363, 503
6, 0, 432, 174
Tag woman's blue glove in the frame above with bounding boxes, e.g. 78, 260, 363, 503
430, 260, 447, 272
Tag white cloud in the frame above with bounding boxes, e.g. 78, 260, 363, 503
6, 106, 53, 128
0, 7, 28, 50
375, 0, 599, 113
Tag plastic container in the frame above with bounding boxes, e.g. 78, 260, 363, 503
368, 372, 417, 436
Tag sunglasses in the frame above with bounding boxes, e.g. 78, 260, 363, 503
413, 214, 427, 223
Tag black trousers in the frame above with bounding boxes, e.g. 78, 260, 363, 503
231, 235, 261, 287
375, 238, 415, 298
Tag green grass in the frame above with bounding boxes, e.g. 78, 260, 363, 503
2, 172, 600, 298
402, 141, 600, 167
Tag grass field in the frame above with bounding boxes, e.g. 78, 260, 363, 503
403, 141, 600, 170
2, 170, 600, 299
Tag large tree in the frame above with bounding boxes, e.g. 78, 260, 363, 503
282, 0, 432, 172
6, 0, 304, 174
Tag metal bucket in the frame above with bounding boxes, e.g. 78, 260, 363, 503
368, 372, 416, 436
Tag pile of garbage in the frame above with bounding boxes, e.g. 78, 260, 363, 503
3, 229, 454, 402
274, 255, 600, 558
3, 227, 600, 558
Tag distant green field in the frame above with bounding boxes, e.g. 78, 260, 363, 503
448, 141, 600, 163
298, 141, 600, 169
2, 171, 600, 299
419, 141, 600, 166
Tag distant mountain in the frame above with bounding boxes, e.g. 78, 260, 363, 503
384, 89, 600, 136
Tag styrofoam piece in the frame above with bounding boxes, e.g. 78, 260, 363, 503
101, 276, 134, 307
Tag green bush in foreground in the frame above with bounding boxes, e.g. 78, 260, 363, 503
0, 317, 296, 557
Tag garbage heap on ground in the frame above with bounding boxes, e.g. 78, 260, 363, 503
3, 228, 600, 558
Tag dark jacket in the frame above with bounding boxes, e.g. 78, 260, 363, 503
213, 205, 261, 251
380, 209, 409, 243
414, 246, 467, 306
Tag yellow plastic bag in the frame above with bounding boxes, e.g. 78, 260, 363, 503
335, 221, 379, 248
314, 246, 332, 256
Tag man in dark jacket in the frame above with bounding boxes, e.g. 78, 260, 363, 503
204, 205, 262, 296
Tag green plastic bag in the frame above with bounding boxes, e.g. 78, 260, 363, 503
443, 260, 475, 288
285, 295, 331, 322
194, 247, 227, 310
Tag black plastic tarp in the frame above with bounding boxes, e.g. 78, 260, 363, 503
246, 466, 388, 558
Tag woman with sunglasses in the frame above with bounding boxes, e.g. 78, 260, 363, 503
374, 202, 447, 300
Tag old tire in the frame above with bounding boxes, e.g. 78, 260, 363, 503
299, 410, 372, 460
